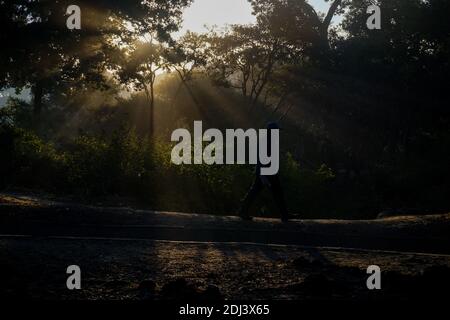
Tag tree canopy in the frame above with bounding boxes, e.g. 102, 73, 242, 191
0, 0, 192, 117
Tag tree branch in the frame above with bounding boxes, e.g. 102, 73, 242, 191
323, 0, 342, 31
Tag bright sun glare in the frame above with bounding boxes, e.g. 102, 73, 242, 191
176, 0, 255, 37
176, 0, 338, 38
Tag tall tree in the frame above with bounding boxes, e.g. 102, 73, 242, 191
207, 24, 286, 110
0, 0, 192, 118
118, 38, 168, 136
340, 0, 450, 87
249, 0, 347, 62
166, 31, 209, 108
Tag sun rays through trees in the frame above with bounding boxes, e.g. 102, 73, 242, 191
1, 0, 449, 217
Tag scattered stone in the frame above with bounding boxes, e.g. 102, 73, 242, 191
200, 285, 223, 301
138, 280, 156, 300
292, 256, 325, 269
159, 278, 223, 301
420, 265, 450, 296
159, 278, 200, 300
340, 266, 365, 278
382, 270, 422, 298
421, 265, 450, 281
139, 280, 156, 291
301, 274, 333, 296
383, 271, 415, 288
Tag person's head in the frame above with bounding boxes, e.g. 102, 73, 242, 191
267, 121, 281, 131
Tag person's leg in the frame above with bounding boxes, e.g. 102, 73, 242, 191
238, 176, 263, 219
268, 175, 289, 220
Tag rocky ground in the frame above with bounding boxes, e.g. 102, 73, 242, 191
0, 193, 449, 300
1, 237, 450, 300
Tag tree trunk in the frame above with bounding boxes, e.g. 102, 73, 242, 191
171, 80, 184, 109
32, 82, 43, 116
143, 85, 154, 137
303, 0, 342, 63
323, 0, 342, 32
149, 84, 155, 137
182, 80, 200, 109
320, 0, 343, 50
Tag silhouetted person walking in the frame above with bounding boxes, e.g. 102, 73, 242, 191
239, 122, 294, 222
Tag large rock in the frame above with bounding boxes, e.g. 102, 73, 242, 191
138, 280, 156, 300
159, 278, 223, 301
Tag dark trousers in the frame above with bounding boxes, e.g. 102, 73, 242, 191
240, 174, 288, 218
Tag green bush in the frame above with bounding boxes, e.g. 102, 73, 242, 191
0, 123, 353, 217
0, 124, 65, 190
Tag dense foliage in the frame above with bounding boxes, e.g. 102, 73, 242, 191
0, 0, 449, 218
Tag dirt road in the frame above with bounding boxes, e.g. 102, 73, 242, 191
0, 193, 449, 300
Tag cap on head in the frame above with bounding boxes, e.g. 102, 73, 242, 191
267, 121, 281, 130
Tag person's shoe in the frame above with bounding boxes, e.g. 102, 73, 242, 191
281, 214, 298, 222
239, 212, 254, 221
